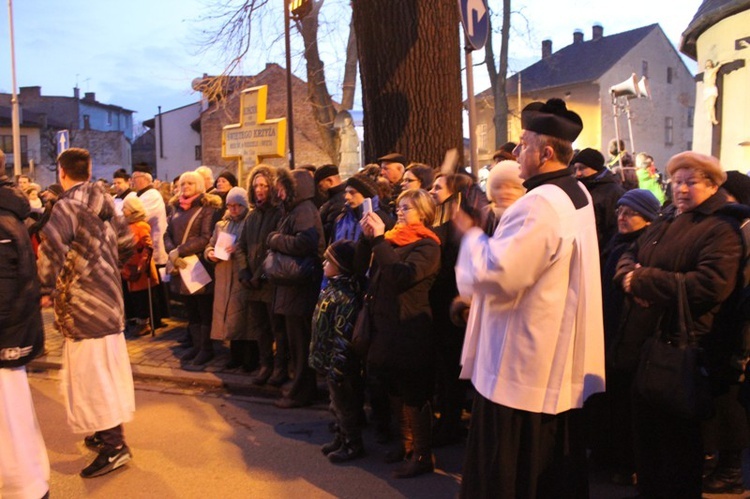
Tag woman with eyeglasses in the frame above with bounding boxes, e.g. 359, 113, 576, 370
401, 163, 435, 191
613, 153, 742, 498
588, 189, 660, 485
358, 188, 440, 478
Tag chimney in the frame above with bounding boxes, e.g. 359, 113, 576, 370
20, 86, 41, 98
573, 30, 584, 44
83, 92, 96, 102
542, 39, 552, 59
592, 24, 603, 40
74, 87, 80, 99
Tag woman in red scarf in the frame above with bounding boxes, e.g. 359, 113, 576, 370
358, 188, 441, 478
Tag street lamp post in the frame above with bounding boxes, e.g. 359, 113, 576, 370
284, 0, 312, 170
7, 0, 22, 178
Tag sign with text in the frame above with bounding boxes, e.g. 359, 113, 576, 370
222, 85, 287, 183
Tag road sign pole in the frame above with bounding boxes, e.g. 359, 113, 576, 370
466, 44, 479, 178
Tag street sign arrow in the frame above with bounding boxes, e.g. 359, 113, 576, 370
56, 130, 69, 157
459, 0, 489, 50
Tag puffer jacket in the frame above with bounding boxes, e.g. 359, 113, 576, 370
37, 182, 135, 340
0, 180, 44, 367
164, 192, 222, 295
268, 168, 324, 317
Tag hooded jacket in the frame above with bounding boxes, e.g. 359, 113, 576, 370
268, 168, 325, 316
580, 169, 626, 247
237, 164, 283, 304
0, 179, 44, 367
37, 182, 135, 340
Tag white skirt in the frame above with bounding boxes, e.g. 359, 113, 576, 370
61, 333, 135, 433
0, 367, 50, 499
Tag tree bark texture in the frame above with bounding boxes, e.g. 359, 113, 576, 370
484, 0, 511, 149
299, 0, 339, 163
352, 0, 463, 168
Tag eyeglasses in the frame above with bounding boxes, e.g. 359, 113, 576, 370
396, 204, 414, 213
616, 207, 641, 218
402, 177, 419, 184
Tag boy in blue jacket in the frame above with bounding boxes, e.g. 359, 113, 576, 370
309, 239, 365, 463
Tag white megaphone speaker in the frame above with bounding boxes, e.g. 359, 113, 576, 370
635, 76, 650, 99
609, 73, 639, 98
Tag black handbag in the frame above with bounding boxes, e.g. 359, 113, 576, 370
634, 273, 712, 419
261, 250, 316, 285
351, 298, 372, 358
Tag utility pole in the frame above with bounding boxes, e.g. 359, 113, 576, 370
7, 0, 22, 177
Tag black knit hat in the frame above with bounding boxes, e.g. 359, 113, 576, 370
314, 164, 339, 185
216, 171, 238, 188
324, 239, 356, 275
617, 188, 661, 221
346, 173, 378, 198
571, 148, 605, 172
521, 98, 583, 142
722, 171, 750, 206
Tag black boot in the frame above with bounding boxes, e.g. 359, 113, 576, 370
393, 402, 434, 478
321, 432, 343, 456
180, 325, 201, 362
244, 340, 260, 372
703, 450, 744, 494
190, 326, 215, 366
252, 365, 273, 386
384, 396, 410, 463
225, 341, 244, 370
328, 438, 365, 463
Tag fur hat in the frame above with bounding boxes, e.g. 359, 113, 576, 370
666, 151, 726, 186
324, 239, 356, 275
486, 161, 525, 201
570, 148, 605, 172
314, 164, 339, 185
346, 173, 378, 198
617, 189, 661, 221
226, 187, 249, 208
521, 98, 583, 142
122, 195, 146, 219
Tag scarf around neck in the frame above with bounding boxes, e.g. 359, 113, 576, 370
384, 222, 441, 247
179, 193, 200, 211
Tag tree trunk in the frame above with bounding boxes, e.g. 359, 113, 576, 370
484, 0, 511, 149
352, 0, 463, 168
299, 0, 339, 163
340, 15, 358, 111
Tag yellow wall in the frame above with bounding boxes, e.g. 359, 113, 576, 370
693, 10, 750, 172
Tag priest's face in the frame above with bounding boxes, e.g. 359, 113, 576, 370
514, 130, 544, 180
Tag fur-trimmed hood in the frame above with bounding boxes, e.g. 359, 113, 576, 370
247, 164, 278, 209
168, 191, 223, 210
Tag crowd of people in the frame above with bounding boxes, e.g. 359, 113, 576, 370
4, 96, 750, 498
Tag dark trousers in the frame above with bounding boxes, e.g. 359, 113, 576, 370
632, 393, 703, 499
328, 374, 364, 441
96, 424, 125, 451
460, 393, 589, 499
184, 294, 213, 327
284, 314, 316, 404
248, 300, 286, 369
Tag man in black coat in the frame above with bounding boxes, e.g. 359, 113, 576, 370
315, 164, 347, 245
0, 164, 49, 499
572, 147, 625, 249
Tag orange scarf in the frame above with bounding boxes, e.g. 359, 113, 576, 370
384, 223, 441, 247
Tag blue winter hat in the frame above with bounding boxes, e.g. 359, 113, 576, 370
617, 189, 660, 221
226, 187, 249, 208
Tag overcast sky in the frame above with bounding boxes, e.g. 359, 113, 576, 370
0, 0, 703, 129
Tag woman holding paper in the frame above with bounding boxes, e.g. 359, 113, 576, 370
164, 171, 222, 368
205, 187, 255, 371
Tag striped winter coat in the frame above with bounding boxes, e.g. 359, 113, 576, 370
37, 182, 135, 340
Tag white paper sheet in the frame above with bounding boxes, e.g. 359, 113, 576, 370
179, 255, 212, 294
213, 232, 237, 261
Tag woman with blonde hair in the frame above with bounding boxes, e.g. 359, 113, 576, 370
359, 188, 441, 478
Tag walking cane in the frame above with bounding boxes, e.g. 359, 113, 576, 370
145, 247, 155, 337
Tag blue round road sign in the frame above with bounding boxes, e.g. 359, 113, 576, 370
458, 0, 489, 50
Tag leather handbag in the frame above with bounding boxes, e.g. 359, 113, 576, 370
351, 297, 372, 358
261, 250, 316, 285
634, 273, 712, 420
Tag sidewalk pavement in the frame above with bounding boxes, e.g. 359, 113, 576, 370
31, 308, 285, 399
